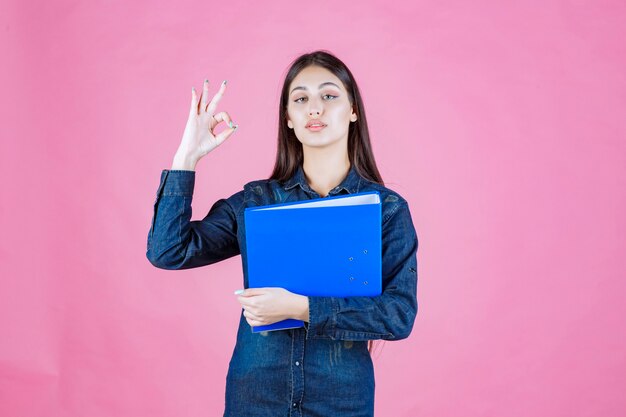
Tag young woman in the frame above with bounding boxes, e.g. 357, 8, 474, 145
147, 50, 419, 417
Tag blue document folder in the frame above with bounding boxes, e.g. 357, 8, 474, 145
243, 191, 382, 332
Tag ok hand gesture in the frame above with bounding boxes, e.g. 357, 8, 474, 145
173, 79, 238, 170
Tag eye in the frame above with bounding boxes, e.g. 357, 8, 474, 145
293, 94, 337, 103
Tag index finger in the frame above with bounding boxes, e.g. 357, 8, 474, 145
206, 80, 227, 115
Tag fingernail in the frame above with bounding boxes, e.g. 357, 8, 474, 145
205, 79, 208, 83
228, 121, 233, 128
223, 80, 227, 85
234, 289, 244, 295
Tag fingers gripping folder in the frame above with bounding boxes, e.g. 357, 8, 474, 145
244, 191, 382, 332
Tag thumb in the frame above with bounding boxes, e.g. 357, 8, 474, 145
234, 288, 265, 297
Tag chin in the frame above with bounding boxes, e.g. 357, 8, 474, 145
297, 132, 344, 148
300, 139, 338, 149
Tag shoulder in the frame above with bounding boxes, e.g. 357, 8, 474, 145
239, 178, 287, 205
242, 178, 280, 197
357, 179, 411, 225
360, 180, 418, 249
223, 176, 283, 199
205, 178, 283, 216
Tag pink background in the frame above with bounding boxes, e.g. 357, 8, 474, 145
1, 0, 625, 416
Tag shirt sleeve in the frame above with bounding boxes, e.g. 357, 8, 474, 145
304, 201, 418, 341
146, 169, 242, 270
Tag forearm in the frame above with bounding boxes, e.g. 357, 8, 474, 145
146, 169, 241, 270
291, 294, 310, 322
171, 150, 198, 171
306, 289, 417, 341
147, 170, 196, 269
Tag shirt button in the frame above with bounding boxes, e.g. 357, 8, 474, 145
292, 402, 297, 407
295, 361, 300, 366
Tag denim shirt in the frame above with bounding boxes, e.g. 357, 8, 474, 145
146, 164, 419, 417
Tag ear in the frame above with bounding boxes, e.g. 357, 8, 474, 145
350, 107, 358, 122
287, 118, 293, 129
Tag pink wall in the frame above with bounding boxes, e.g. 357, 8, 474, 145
1, 0, 625, 415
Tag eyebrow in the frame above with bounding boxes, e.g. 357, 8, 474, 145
290, 82, 341, 95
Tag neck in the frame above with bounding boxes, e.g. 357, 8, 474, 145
302, 144, 350, 197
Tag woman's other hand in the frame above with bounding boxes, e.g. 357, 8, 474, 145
172, 79, 238, 170
235, 288, 310, 327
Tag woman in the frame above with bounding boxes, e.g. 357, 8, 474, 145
147, 50, 419, 417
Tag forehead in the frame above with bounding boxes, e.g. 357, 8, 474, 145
289, 65, 344, 92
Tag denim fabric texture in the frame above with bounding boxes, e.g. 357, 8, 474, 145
146, 164, 419, 417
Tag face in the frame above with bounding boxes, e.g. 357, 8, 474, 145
286, 65, 357, 150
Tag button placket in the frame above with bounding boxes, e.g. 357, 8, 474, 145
288, 328, 305, 416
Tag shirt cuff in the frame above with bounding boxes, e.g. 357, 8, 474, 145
160, 169, 195, 197
305, 296, 338, 339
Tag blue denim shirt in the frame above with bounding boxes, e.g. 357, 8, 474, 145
146, 164, 419, 417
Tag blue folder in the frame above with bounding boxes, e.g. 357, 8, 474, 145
243, 191, 382, 332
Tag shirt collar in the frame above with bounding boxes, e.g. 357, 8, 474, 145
283, 164, 362, 195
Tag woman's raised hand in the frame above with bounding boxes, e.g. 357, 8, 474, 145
172, 79, 238, 170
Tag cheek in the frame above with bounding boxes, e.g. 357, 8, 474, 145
328, 107, 352, 125
287, 107, 303, 123
329, 101, 352, 117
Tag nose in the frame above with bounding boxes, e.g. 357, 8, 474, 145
308, 97, 322, 117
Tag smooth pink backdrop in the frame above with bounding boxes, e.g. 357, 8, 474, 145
1, 0, 625, 416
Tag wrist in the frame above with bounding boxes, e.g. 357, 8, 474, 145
171, 152, 198, 171
293, 294, 310, 322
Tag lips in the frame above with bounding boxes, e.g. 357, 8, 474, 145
306, 120, 327, 128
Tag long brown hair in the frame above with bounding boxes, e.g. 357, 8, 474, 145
270, 49, 384, 186
270, 50, 384, 354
